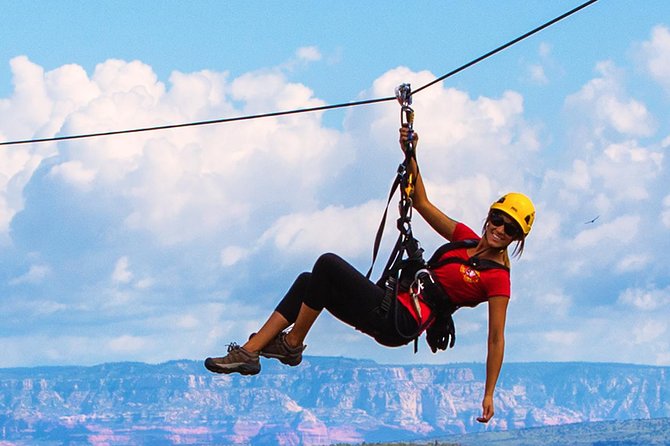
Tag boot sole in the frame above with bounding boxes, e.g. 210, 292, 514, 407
204, 358, 260, 375
259, 352, 301, 366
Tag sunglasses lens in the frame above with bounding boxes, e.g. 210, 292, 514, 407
504, 223, 519, 238
489, 212, 520, 238
489, 213, 503, 226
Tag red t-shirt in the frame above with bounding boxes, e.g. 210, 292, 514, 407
396, 223, 511, 327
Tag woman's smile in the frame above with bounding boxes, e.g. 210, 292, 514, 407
487, 225, 511, 246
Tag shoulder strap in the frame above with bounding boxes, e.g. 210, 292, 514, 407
426, 239, 478, 266
427, 239, 509, 272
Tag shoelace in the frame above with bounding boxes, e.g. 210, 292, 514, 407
226, 342, 241, 353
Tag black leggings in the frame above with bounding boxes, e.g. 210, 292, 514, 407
274, 253, 418, 347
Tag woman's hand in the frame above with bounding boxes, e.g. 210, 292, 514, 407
477, 395, 495, 423
398, 126, 419, 153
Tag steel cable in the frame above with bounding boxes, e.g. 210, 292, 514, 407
0, 0, 598, 148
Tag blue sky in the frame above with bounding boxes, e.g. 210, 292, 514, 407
1, 1, 669, 368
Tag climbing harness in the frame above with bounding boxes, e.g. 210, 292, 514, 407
368, 85, 510, 353
367, 83, 436, 352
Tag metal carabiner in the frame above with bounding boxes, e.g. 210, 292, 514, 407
414, 268, 433, 284
401, 106, 414, 135
409, 275, 424, 319
396, 83, 415, 154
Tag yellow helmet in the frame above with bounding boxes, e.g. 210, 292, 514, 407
490, 192, 535, 236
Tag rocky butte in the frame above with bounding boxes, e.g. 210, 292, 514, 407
0, 357, 668, 445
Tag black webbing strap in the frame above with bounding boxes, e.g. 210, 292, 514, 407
427, 239, 509, 272
366, 174, 402, 279
365, 150, 421, 280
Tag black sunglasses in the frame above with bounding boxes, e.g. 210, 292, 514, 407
488, 212, 521, 238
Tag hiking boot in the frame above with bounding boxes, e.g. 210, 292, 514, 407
255, 332, 306, 366
204, 343, 260, 375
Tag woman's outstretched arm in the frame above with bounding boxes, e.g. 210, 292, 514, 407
477, 295, 508, 423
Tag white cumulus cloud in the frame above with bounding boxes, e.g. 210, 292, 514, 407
565, 61, 655, 138
259, 201, 384, 259
296, 46, 322, 62
112, 256, 133, 284
573, 215, 639, 248
221, 246, 250, 267
2, 43, 670, 369
618, 285, 670, 311
662, 194, 670, 228
638, 25, 670, 93
108, 334, 147, 353
9, 264, 51, 285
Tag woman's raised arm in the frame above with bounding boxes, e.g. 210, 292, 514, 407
399, 126, 458, 241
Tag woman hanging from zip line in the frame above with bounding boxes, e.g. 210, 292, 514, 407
205, 125, 535, 423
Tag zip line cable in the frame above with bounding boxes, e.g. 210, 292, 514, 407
411, 0, 599, 96
0, 0, 598, 148
0, 96, 395, 147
